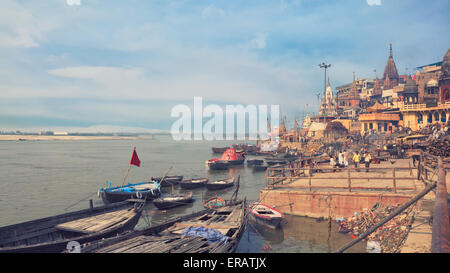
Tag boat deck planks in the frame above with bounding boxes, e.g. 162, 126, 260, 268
81, 201, 246, 253
55, 208, 135, 234
93, 235, 209, 253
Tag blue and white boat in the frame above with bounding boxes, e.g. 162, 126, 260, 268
99, 181, 161, 204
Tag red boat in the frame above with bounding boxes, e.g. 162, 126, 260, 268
206, 148, 245, 169
220, 148, 245, 165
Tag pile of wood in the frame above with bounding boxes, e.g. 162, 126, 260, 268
426, 135, 450, 157
337, 203, 415, 253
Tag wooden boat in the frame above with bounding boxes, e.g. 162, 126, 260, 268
205, 176, 236, 191
253, 165, 268, 171
246, 159, 264, 166
205, 159, 230, 170
266, 160, 287, 166
232, 143, 258, 153
151, 176, 183, 187
99, 181, 161, 204
179, 178, 209, 189
153, 192, 194, 210
0, 200, 145, 253
212, 147, 229, 154
77, 200, 247, 253
248, 203, 283, 229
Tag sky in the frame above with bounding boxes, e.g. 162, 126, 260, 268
1, 0, 449, 132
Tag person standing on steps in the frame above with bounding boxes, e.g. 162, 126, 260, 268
353, 151, 361, 171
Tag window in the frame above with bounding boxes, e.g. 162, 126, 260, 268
434, 112, 439, 122
417, 113, 423, 124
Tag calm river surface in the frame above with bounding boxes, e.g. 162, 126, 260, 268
0, 135, 365, 253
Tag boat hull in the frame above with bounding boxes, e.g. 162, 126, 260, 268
0, 201, 144, 253
266, 160, 286, 166
247, 159, 264, 166
152, 176, 183, 187
99, 182, 161, 204
212, 147, 229, 154
179, 179, 208, 189
248, 204, 283, 229
205, 182, 234, 190
253, 165, 268, 171
153, 194, 193, 210
249, 213, 282, 229
207, 161, 230, 170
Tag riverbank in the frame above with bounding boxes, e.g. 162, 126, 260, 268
0, 135, 143, 141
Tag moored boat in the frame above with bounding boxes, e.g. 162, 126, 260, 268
153, 192, 194, 210
0, 200, 145, 253
202, 196, 226, 209
205, 176, 237, 191
248, 203, 283, 229
76, 200, 247, 253
179, 178, 209, 189
212, 147, 229, 154
99, 181, 161, 204
205, 158, 230, 170
151, 176, 183, 187
266, 160, 287, 166
253, 165, 268, 171
220, 148, 245, 165
246, 159, 264, 166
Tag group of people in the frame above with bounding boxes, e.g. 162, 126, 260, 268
330, 150, 373, 172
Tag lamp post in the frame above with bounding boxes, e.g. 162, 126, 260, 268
319, 62, 331, 123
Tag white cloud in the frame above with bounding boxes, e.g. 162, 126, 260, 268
48, 66, 143, 85
250, 33, 267, 49
366, 0, 382, 6
0, 1, 43, 48
202, 5, 225, 18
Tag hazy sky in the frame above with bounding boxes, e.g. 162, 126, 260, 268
1, 0, 449, 131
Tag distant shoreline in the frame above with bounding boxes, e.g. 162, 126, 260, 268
0, 135, 145, 141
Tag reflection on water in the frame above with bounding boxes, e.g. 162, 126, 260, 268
0, 136, 366, 253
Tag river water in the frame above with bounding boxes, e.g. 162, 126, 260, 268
0, 135, 365, 253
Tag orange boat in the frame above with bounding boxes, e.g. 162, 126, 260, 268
220, 148, 245, 165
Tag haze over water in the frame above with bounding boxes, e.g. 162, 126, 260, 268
0, 135, 365, 252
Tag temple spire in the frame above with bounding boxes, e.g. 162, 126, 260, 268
389, 42, 393, 57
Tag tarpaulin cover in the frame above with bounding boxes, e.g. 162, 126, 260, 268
181, 226, 229, 243
221, 149, 243, 161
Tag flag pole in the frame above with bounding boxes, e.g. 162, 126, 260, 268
120, 147, 140, 190
120, 164, 132, 189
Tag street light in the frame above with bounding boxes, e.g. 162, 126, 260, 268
319, 62, 331, 123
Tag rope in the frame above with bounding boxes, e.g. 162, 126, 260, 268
63, 191, 98, 211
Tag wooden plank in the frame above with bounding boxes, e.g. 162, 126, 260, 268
56, 209, 135, 234
172, 222, 239, 230
171, 237, 208, 253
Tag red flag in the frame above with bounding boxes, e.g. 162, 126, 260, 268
130, 147, 141, 167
